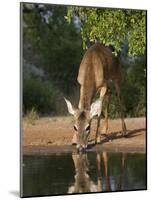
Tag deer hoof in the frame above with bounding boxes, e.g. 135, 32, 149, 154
72, 135, 77, 145
123, 131, 129, 138
72, 139, 77, 145
95, 137, 101, 144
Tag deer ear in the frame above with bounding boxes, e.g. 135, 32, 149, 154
90, 99, 102, 118
64, 97, 75, 115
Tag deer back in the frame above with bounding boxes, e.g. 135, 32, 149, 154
77, 43, 122, 89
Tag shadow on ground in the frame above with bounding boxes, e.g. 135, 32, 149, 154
87, 128, 146, 150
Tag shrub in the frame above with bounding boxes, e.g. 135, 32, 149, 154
23, 78, 64, 115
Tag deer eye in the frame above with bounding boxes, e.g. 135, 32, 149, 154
85, 125, 90, 131
73, 125, 78, 131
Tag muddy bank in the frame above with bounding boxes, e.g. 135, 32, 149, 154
23, 117, 146, 154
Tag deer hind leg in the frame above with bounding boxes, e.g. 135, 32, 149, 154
114, 81, 127, 136
95, 85, 107, 144
101, 91, 110, 136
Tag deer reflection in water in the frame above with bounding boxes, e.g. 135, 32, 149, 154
68, 152, 126, 193
68, 153, 98, 193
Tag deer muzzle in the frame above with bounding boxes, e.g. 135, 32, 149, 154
77, 144, 87, 152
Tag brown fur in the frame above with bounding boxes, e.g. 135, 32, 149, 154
67, 43, 127, 148
78, 43, 121, 110
77, 43, 127, 145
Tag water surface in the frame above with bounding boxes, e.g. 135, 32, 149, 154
22, 152, 146, 197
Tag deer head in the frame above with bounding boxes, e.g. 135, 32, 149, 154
64, 98, 102, 152
68, 153, 97, 193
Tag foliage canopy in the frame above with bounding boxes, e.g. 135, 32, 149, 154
66, 7, 146, 56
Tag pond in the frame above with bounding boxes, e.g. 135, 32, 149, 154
22, 151, 146, 197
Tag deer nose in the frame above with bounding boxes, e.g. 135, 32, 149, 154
76, 144, 82, 151
77, 144, 87, 152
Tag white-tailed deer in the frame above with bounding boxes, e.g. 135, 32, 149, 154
68, 153, 98, 193
65, 43, 127, 152
68, 152, 111, 193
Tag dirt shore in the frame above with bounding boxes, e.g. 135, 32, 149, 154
23, 117, 146, 154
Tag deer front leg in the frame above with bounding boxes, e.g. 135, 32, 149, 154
95, 85, 107, 144
95, 116, 101, 144
114, 81, 127, 136
72, 133, 77, 145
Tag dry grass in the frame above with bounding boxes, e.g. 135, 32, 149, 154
24, 108, 39, 125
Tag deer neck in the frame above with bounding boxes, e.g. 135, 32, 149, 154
78, 85, 95, 110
